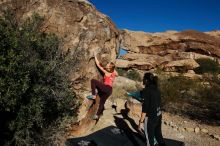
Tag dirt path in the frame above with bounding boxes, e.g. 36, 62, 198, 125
84, 100, 220, 146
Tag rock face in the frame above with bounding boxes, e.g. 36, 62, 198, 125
116, 53, 172, 70
163, 59, 199, 72
119, 29, 220, 72
113, 76, 142, 91
0, 0, 120, 92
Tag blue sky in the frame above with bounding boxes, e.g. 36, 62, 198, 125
89, 0, 220, 32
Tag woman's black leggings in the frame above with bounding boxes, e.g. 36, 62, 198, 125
91, 79, 112, 116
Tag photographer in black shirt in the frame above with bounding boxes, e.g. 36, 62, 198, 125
138, 73, 166, 146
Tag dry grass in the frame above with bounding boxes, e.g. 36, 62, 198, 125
159, 74, 220, 125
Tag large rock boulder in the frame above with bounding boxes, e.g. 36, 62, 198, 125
113, 76, 143, 91
163, 59, 200, 72
116, 53, 172, 70
0, 0, 120, 93
120, 29, 179, 53
116, 59, 155, 70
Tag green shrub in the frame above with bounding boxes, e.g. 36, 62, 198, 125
0, 10, 79, 145
159, 75, 197, 105
159, 74, 220, 123
126, 70, 142, 81
195, 58, 220, 74
197, 75, 220, 117
116, 68, 142, 81
116, 68, 127, 76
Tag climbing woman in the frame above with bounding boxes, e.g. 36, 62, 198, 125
87, 53, 118, 120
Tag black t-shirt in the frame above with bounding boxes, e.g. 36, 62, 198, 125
141, 85, 161, 118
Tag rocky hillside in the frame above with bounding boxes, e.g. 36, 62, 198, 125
117, 29, 220, 73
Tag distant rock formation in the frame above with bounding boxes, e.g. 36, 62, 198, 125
118, 29, 220, 72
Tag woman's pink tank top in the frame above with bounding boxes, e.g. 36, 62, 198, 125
104, 72, 116, 87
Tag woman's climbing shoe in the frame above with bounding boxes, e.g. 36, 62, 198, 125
86, 95, 95, 100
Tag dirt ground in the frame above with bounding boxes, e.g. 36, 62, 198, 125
85, 100, 220, 146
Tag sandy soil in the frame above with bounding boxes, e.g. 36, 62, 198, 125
86, 100, 220, 146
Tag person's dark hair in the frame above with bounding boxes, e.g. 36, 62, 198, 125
143, 72, 158, 86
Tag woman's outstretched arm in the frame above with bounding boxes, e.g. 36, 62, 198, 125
94, 55, 108, 74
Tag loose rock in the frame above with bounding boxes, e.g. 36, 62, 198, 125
214, 135, 220, 141
195, 127, 200, 133
178, 127, 185, 132
201, 128, 209, 134
185, 128, 194, 132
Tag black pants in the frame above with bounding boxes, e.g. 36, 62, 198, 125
144, 115, 165, 146
91, 79, 112, 116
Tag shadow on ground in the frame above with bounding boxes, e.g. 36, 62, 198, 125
66, 107, 185, 146
66, 125, 184, 146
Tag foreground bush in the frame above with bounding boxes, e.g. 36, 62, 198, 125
0, 10, 79, 145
